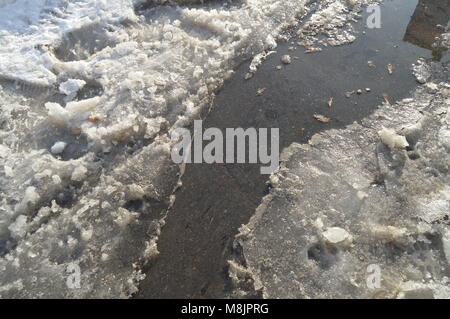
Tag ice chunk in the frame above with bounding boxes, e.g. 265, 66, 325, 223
378, 128, 409, 150
113, 208, 138, 228
413, 59, 431, 84
59, 79, 86, 101
281, 55, 292, 64
8, 215, 28, 239
127, 184, 145, 200
20, 186, 40, 207
50, 141, 67, 154
45, 102, 70, 126
370, 225, 408, 243
81, 227, 93, 241
71, 165, 87, 182
322, 227, 353, 246
249, 51, 276, 73
59, 79, 86, 95
439, 128, 450, 151
65, 97, 99, 114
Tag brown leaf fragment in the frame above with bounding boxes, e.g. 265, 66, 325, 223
314, 114, 331, 123
70, 128, 82, 135
387, 63, 394, 75
327, 97, 333, 107
256, 88, 267, 96
345, 91, 355, 98
297, 40, 312, 47
87, 116, 102, 123
305, 47, 322, 54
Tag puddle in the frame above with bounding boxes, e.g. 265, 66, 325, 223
135, 0, 449, 298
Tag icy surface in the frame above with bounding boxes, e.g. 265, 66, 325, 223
296, 0, 379, 48
231, 58, 450, 298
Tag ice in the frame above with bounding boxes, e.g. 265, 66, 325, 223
378, 128, 409, 150
45, 102, 71, 126
322, 227, 353, 246
296, 0, 379, 47
7, 215, 27, 239
70, 165, 87, 182
413, 58, 432, 84
0, 0, 65, 34
230, 56, 450, 298
59, 79, 86, 101
248, 50, 276, 74
16, 186, 41, 214
1, 1, 316, 298
50, 141, 67, 154
65, 97, 99, 114
281, 55, 292, 64
443, 229, 450, 266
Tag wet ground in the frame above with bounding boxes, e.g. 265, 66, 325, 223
135, 0, 448, 298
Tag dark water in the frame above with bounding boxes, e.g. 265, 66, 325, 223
136, 0, 449, 298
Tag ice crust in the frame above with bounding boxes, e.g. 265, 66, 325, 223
231, 59, 450, 299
